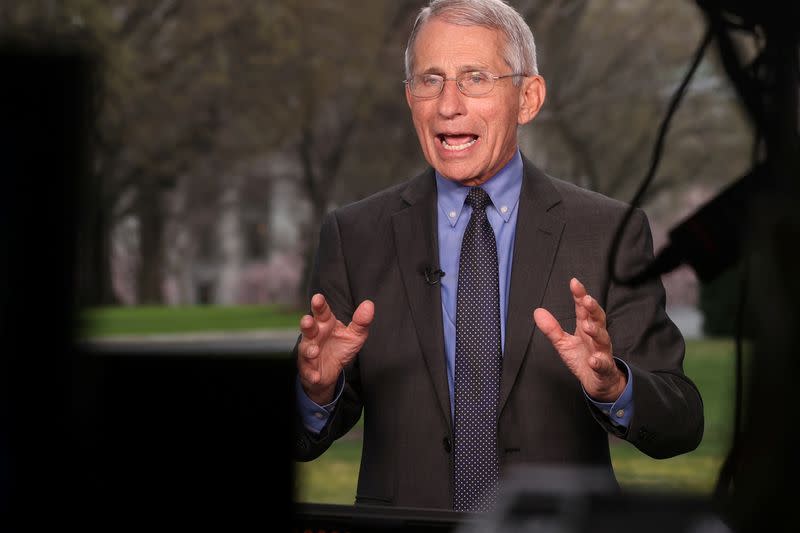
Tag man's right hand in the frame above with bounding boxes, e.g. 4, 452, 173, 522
297, 293, 375, 405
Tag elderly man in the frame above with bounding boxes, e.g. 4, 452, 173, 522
294, 0, 703, 512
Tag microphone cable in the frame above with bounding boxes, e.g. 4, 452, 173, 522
606, 24, 714, 289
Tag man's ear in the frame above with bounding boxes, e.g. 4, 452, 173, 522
405, 83, 414, 110
517, 75, 546, 126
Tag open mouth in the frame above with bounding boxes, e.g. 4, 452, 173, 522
437, 133, 479, 151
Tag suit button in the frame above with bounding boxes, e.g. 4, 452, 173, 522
443, 437, 452, 454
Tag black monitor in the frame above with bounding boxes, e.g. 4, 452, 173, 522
1, 41, 295, 525
73, 342, 294, 520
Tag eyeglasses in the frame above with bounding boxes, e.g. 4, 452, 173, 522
404, 71, 525, 98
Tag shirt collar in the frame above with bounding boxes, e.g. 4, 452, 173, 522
435, 149, 523, 228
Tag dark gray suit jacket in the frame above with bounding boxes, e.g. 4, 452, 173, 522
294, 156, 704, 509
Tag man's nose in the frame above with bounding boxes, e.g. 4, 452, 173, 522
436, 79, 467, 118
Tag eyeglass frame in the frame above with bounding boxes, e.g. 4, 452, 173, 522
403, 70, 527, 99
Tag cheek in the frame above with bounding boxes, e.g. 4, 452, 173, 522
493, 110, 520, 140
477, 102, 517, 136
412, 110, 433, 136
410, 113, 427, 139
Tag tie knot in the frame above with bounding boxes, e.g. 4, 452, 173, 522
465, 187, 491, 211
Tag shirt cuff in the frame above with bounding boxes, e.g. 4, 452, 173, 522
295, 372, 345, 434
585, 358, 634, 428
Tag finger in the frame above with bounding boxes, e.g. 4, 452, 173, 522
298, 365, 321, 386
298, 339, 320, 361
299, 314, 319, 340
570, 278, 589, 321
588, 353, 617, 377
533, 307, 566, 346
570, 277, 587, 299
296, 338, 321, 385
311, 293, 333, 323
348, 299, 375, 337
580, 293, 606, 325
580, 319, 611, 349
572, 279, 607, 327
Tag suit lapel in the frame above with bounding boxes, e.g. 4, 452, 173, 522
499, 157, 565, 413
392, 170, 452, 428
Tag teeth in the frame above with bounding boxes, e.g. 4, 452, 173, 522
440, 136, 477, 151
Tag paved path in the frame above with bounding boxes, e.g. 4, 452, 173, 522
666, 306, 704, 340
79, 306, 705, 356
80, 329, 299, 355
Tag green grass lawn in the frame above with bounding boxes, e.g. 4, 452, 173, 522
80, 304, 304, 338
609, 338, 739, 495
295, 338, 741, 504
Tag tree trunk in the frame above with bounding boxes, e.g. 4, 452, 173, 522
76, 182, 118, 308
136, 179, 166, 305
298, 201, 326, 309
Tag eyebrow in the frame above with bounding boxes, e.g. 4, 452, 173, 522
419, 64, 493, 75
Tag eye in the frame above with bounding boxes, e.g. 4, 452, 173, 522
419, 74, 443, 87
463, 71, 490, 86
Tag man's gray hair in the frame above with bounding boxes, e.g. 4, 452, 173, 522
404, 0, 539, 86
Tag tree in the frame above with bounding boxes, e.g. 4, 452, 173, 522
518, 0, 752, 216
1, 0, 756, 310
272, 0, 429, 305
2, 0, 306, 305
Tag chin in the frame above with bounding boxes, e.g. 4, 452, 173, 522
435, 162, 487, 185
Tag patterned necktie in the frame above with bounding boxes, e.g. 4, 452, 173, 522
453, 187, 502, 512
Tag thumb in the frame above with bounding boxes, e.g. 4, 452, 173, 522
348, 299, 375, 336
533, 307, 565, 346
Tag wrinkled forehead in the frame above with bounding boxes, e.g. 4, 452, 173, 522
411, 18, 509, 73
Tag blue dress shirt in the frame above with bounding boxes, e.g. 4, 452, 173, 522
297, 149, 634, 433
435, 151, 521, 420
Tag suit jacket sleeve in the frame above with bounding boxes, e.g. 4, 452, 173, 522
592, 207, 704, 458
294, 210, 364, 462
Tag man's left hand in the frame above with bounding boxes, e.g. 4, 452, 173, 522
533, 277, 626, 402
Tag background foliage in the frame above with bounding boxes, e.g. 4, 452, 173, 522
0, 0, 752, 310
